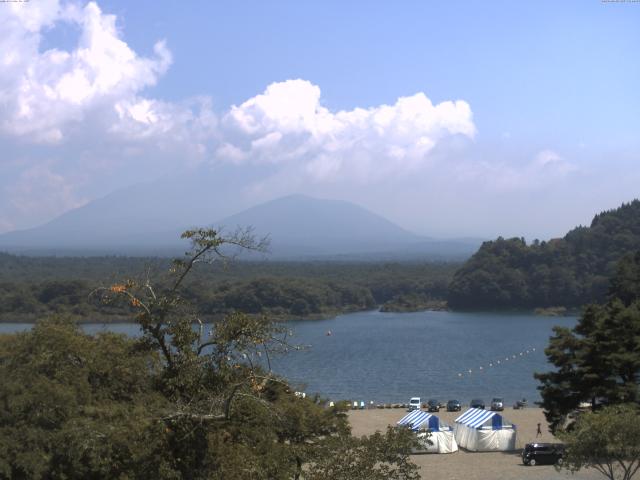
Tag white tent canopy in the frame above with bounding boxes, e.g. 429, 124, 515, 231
453, 408, 516, 452
397, 411, 458, 454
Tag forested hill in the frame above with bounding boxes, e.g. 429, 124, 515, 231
448, 200, 640, 309
0, 255, 457, 322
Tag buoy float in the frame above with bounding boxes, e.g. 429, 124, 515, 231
455, 345, 541, 381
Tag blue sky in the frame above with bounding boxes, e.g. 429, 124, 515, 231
1, 0, 639, 238
101, 0, 640, 143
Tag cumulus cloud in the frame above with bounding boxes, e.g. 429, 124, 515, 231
0, 0, 216, 231
0, 1, 174, 143
219, 79, 476, 182
0, 1, 579, 237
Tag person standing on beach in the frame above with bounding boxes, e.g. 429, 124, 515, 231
536, 422, 542, 437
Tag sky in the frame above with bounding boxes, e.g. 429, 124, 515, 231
0, 0, 639, 239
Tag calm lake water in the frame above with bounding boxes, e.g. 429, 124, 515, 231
0, 310, 576, 406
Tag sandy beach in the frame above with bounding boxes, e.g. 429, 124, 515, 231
349, 407, 601, 480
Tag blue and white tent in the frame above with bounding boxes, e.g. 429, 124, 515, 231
397, 411, 458, 453
453, 408, 516, 451
397, 410, 437, 431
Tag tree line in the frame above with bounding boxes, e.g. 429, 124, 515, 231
0, 254, 457, 321
448, 200, 640, 310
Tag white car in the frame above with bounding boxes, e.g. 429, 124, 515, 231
408, 397, 421, 411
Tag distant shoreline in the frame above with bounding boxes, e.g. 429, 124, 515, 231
0, 304, 581, 324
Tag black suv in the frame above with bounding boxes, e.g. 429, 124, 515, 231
522, 443, 565, 466
427, 399, 440, 412
470, 398, 485, 409
446, 399, 461, 412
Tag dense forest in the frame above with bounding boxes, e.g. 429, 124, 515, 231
0, 254, 458, 322
449, 200, 640, 309
0, 229, 421, 479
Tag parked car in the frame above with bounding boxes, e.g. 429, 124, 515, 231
446, 399, 461, 412
470, 398, 485, 409
513, 398, 528, 409
408, 397, 421, 411
522, 443, 565, 466
490, 397, 504, 411
427, 399, 440, 412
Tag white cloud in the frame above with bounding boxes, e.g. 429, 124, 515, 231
219, 79, 476, 182
215, 143, 247, 164
0, 1, 582, 237
7, 164, 87, 219
457, 149, 577, 192
0, 1, 171, 143
0, 1, 221, 231
528, 150, 576, 182
533, 150, 566, 169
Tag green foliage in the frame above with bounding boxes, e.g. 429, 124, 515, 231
305, 426, 420, 480
0, 317, 171, 479
0, 253, 458, 322
380, 293, 447, 313
449, 200, 640, 309
536, 252, 640, 432
558, 404, 640, 480
0, 229, 420, 479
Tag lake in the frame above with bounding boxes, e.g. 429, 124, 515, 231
0, 310, 576, 406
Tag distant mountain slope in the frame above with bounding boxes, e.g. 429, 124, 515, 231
448, 200, 640, 309
0, 161, 481, 259
0, 180, 480, 259
217, 194, 421, 255
0, 164, 258, 253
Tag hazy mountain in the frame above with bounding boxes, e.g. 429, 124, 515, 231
0, 176, 481, 259
0, 164, 265, 254
217, 195, 481, 259
218, 194, 414, 253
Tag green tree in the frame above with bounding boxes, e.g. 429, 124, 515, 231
536, 252, 640, 432
0, 316, 172, 479
305, 426, 420, 480
558, 404, 640, 480
449, 200, 640, 310
0, 228, 420, 479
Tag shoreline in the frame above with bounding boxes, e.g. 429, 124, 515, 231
0, 304, 580, 324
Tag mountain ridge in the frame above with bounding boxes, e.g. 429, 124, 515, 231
0, 190, 481, 259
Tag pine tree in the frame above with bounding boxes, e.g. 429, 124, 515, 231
536, 252, 640, 432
